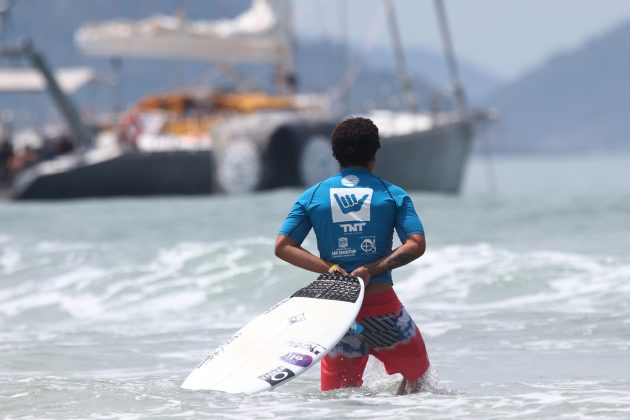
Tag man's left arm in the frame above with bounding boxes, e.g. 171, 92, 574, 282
351, 233, 425, 285
275, 235, 348, 274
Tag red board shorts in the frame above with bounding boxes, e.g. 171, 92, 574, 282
321, 288, 430, 391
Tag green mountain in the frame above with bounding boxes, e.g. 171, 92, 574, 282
485, 21, 630, 153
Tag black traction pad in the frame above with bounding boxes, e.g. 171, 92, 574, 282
291, 274, 362, 303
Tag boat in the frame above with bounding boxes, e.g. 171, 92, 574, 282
368, 0, 490, 193
4, 0, 488, 199
9, 90, 339, 198
371, 110, 474, 192
6, 0, 340, 199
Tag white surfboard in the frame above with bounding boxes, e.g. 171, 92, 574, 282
181, 273, 365, 394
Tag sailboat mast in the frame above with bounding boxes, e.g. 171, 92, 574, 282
383, 0, 417, 112
275, 0, 296, 93
340, 0, 350, 113
0, 0, 16, 47
0, 41, 92, 148
433, 0, 466, 111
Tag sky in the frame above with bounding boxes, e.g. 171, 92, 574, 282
294, 0, 630, 82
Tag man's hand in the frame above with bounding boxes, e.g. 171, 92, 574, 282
329, 264, 349, 275
350, 266, 371, 287
349, 234, 425, 286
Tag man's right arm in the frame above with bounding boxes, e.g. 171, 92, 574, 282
350, 233, 425, 284
275, 235, 348, 275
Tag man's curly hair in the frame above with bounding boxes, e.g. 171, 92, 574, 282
331, 117, 380, 167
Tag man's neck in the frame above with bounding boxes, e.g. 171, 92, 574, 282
341, 165, 372, 173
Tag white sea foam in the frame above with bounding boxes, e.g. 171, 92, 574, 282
0, 266, 106, 317
0, 246, 21, 274
397, 244, 630, 315
0, 237, 284, 332
418, 321, 462, 337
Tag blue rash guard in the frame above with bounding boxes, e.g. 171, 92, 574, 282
279, 168, 424, 285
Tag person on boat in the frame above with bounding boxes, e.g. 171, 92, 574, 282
0, 138, 13, 187
275, 117, 430, 395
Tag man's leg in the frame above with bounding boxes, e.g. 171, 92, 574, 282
395, 376, 423, 395
320, 330, 368, 391
320, 353, 369, 391
368, 305, 430, 395
396, 378, 409, 395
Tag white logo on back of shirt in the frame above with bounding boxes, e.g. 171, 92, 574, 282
341, 175, 360, 187
339, 223, 366, 233
360, 237, 376, 253
330, 188, 372, 223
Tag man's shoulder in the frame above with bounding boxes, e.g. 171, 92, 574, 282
298, 174, 341, 200
314, 173, 345, 189
315, 172, 410, 197
301, 173, 409, 196
371, 175, 409, 198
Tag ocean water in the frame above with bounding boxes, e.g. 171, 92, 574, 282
1, 154, 629, 419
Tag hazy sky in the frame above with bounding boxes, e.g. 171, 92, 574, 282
294, 0, 630, 81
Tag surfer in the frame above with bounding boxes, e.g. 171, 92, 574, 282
275, 117, 430, 395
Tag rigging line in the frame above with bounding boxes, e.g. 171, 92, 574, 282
313, 0, 339, 42
340, 0, 349, 113
290, 0, 337, 44
433, 0, 466, 111
383, 0, 418, 112
329, 3, 388, 104
217, 63, 261, 92
480, 120, 498, 195
192, 65, 224, 87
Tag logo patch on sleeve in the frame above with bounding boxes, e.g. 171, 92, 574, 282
330, 188, 372, 223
